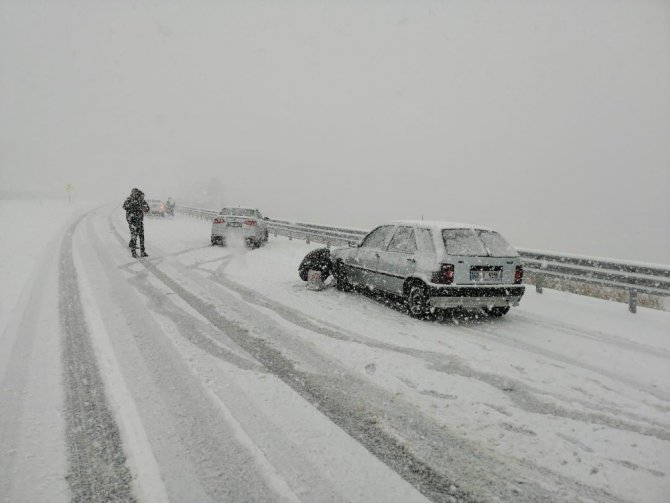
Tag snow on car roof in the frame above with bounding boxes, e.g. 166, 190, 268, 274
391, 219, 494, 231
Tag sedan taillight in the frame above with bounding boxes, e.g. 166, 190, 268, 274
514, 264, 523, 284
244, 220, 257, 226
431, 264, 454, 284
213, 218, 225, 224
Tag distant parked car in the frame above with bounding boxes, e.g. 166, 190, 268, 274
211, 206, 269, 248
299, 220, 524, 318
146, 199, 168, 217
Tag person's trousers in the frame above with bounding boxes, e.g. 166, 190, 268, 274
128, 218, 145, 251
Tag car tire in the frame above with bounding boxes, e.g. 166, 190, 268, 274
333, 260, 352, 291
298, 248, 332, 282
485, 306, 510, 317
406, 284, 430, 319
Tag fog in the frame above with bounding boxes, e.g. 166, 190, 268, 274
1, 0, 669, 263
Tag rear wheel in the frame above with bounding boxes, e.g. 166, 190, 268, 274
485, 306, 510, 317
406, 284, 430, 319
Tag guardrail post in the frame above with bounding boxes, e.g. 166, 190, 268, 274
306, 235, 310, 244
535, 274, 543, 294
628, 289, 637, 314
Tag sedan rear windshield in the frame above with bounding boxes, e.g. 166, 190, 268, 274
221, 208, 255, 216
442, 229, 518, 257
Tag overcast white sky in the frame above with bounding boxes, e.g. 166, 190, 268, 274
1, 0, 669, 262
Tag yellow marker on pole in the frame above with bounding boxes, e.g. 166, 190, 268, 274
65, 183, 73, 204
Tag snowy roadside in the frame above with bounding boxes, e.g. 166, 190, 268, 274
0, 198, 94, 336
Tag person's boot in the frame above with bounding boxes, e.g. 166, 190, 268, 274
131, 248, 138, 258
140, 249, 149, 257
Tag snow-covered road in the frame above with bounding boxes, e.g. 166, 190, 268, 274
1, 201, 669, 502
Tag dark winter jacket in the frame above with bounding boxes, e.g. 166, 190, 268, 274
123, 192, 149, 222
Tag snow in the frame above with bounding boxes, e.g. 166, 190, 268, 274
0, 199, 83, 336
1, 199, 669, 502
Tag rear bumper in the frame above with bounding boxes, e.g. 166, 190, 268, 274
427, 285, 525, 309
212, 227, 255, 238
211, 228, 265, 243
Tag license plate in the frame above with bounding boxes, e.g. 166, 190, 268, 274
227, 222, 242, 227
470, 270, 502, 281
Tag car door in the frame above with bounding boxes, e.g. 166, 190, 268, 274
346, 225, 395, 287
377, 225, 418, 295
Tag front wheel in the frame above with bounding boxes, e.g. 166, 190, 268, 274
333, 260, 352, 291
406, 284, 430, 319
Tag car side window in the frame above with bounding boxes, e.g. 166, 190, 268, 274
361, 226, 394, 249
416, 228, 435, 255
387, 226, 417, 254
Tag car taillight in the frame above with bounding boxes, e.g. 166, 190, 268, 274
431, 264, 454, 284
244, 220, 257, 226
213, 218, 225, 224
514, 264, 523, 284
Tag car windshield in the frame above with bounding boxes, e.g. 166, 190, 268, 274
442, 229, 518, 257
221, 208, 255, 216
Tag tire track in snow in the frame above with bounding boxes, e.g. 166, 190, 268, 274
195, 273, 670, 442
60, 216, 137, 503
511, 311, 670, 360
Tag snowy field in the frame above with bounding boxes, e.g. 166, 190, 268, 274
1, 200, 669, 502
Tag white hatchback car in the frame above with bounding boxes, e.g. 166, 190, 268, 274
329, 220, 524, 317
211, 207, 269, 248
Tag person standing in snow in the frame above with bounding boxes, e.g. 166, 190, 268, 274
165, 196, 175, 216
122, 188, 150, 258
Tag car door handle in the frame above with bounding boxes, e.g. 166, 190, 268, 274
406, 258, 416, 263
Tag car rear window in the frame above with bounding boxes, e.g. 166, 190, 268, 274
477, 230, 518, 257
442, 229, 518, 257
221, 208, 255, 216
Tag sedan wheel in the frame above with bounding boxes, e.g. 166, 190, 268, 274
407, 285, 430, 319
334, 261, 352, 291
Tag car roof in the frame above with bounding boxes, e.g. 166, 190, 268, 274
391, 219, 494, 232
220, 206, 259, 211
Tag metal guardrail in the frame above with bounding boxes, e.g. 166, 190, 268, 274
518, 251, 670, 313
177, 206, 670, 313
